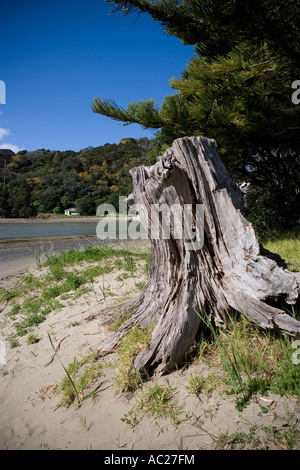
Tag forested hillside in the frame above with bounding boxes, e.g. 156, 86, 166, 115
0, 138, 152, 218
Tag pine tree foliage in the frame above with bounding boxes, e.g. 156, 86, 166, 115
92, 39, 299, 150
91, 97, 162, 128
169, 42, 300, 149
104, 0, 300, 63
92, 0, 300, 228
94, 0, 300, 151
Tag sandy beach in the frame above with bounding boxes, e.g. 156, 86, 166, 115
0, 235, 101, 289
0, 216, 142, 288
0, 238, 299, 451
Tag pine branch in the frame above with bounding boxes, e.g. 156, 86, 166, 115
104, 0, 211, 46
91, 98, 134, 124
91, 97, 164, 129
249, 0, 300, 66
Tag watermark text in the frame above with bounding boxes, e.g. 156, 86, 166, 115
291, 80, 300, 104
96, 197, 204, 250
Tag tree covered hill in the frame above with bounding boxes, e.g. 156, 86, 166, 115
0, 137, 152, 218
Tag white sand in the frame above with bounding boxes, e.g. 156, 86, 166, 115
0, 245, 299, 450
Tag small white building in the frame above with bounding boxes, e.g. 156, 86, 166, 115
64, 208, 80, 216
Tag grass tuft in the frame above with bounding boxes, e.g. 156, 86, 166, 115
137, 381, 182, 427
1, 243, 151, 348
114, 325, 154, 392
194, 311, 300, 409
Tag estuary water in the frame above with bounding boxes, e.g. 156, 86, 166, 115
0, 218, 147, 286
0, 222, 98, 239
0, 219, 135, 239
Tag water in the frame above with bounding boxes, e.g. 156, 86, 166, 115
0, 219, 146, 239
0, 221, 98, 239
0, 219, 148, 283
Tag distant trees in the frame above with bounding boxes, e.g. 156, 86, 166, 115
75, 195, 97, 216
6, 176, 34, 218
60, 155, 83, 173
0, 138, 152, 218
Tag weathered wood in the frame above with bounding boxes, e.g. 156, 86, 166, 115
95, 136, 300, 375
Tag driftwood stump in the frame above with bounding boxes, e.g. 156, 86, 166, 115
94, 136, 300, 375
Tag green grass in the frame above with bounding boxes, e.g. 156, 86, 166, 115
59, 354, 102, 407
136, 382, 182, 427
0, 243, 151, 348
13, 312, 45, 338
114, 325, 154, 392
0, 287, 18, 301
7, 335, 20, 349
193, 312, 300, 410
7, 304, 21, 319
187, 230, 300, 409
47, 331, 102, 408
214, 427, 261, 450
26, 332, 39, 344
260, 422, 300, 450
271, 347, 300, 399
214, 414, 300, 450
45, 244, 151, 269
186, 374, 206, 397
122, 381, 183, 429
259, 229, 300, 271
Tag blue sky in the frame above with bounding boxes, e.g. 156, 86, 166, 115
0, 0, 194, 152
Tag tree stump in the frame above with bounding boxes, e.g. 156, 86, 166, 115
93, 136, 300, 375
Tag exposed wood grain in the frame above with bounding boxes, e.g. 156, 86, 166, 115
97, 136, 300, 375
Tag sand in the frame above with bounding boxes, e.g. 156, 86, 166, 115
0, 240, 299, 451
0, 235, 102, 289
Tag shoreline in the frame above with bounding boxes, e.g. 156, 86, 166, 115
0, 235, 149, 289
0, 234, 97, 246
0, 216, 129, 224
0, 235, 98, 289
0, 217, 135, 248
0, 217, 99, 224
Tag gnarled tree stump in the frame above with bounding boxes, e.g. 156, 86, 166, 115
93, 136, 300, 375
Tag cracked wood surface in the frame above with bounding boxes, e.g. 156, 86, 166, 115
93, 136, 300, 374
